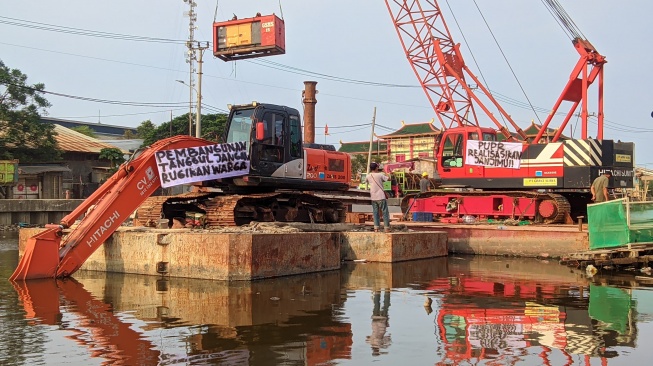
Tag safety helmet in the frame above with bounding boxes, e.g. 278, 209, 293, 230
422, 172, 428, 177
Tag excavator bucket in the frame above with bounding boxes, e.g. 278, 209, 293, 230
9, 227, 62, 281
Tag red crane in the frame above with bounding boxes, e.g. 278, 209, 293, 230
384, 0, 633, 224
384, 0, 606, 143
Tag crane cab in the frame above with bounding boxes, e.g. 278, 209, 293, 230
437, 126, 500, 180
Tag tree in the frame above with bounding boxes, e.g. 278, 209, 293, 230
71, 125, 97, 138
122, 129, 135, 139
350, 153, 389, 178
351, 154, 368, 178
0, 60, 62, 162
199, 113, 228, 142
136, 119, 156, 140
141, 114, 188, 146
99, 147, 125, 174
141, 113, 228, 146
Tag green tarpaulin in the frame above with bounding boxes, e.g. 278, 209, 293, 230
588, 199, 653, 250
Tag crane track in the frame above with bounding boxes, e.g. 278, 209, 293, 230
400, 190, 571, 224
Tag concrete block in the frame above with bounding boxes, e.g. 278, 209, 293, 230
443, 226, 588, 259
340, 231, 447, 262
19, 228, 341, 280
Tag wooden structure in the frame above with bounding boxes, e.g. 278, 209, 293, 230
560, 243, 653, 269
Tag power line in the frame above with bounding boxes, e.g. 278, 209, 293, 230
1, 40, 434, 110
1, 20, 645, 133
0, 16, 188, 44
0, 15, 417, 88
247, 59, 418, 88
0, 81, 189, 108
326, 126, 370, 135
52, 107, 189, 119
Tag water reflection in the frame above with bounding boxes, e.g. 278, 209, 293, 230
424, 257, 637, 364
3, 241, 653, 365
69, 270, 353, 365
366, 289, 391, 356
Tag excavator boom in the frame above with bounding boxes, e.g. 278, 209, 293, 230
10, 135, 214, 281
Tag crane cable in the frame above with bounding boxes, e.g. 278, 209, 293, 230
470, 0, 543, 125
443, 0, 509, 129
278, 0, 285, 20
540, 0, 585, 41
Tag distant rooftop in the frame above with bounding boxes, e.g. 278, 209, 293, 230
41, 117, 137, 138
338, 140, 388, 154
53, 124, 127, 154
377, 121, 440, 138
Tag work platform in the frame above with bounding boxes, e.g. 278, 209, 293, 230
17, 226, 448, 281
16, 221, 590, 281
398, 222, 589, 259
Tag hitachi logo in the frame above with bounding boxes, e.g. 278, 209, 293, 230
86, 210, 120, 247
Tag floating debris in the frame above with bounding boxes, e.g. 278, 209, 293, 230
586, 264, 598, 277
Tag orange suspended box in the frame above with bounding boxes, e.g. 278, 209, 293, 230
213, 13, 285, 62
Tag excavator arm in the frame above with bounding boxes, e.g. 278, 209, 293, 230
11, 135, 215, 280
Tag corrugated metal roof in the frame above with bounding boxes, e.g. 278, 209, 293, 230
19, 165, 71, 174
41, 117, 137, 137
54, 124, 126, 154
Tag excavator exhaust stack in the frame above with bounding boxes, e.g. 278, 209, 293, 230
10, 227, 62, 281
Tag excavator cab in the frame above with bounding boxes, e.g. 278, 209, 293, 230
223, 102, 350, 191
226, 103, 304, 179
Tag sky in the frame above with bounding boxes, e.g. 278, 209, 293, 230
1, 0, 652, 165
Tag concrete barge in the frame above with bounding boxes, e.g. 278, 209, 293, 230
400, 222, 588, 258
18, 227, 448, 281
17, 220, 589, 281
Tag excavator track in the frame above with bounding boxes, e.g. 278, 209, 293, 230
134, 192, 215, 227
401, 190, 571, 224
135, 192, 347, 227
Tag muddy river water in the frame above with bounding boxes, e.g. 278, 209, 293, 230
1, 231, 652, 365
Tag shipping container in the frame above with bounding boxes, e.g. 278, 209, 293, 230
213, 14, 285, 61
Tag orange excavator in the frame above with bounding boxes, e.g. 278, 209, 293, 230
11, 103, 353, 280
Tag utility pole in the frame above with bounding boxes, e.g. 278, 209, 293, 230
194, 42, 209, 138
366, 107, 377, 175
184, 0, 198, 136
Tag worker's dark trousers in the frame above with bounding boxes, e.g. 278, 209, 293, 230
371, 199, 390, 229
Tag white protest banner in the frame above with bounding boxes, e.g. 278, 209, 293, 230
154, 141, 250, 188
465, 140, 522, 169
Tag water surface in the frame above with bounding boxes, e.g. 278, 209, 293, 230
1, 232, 652, 365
